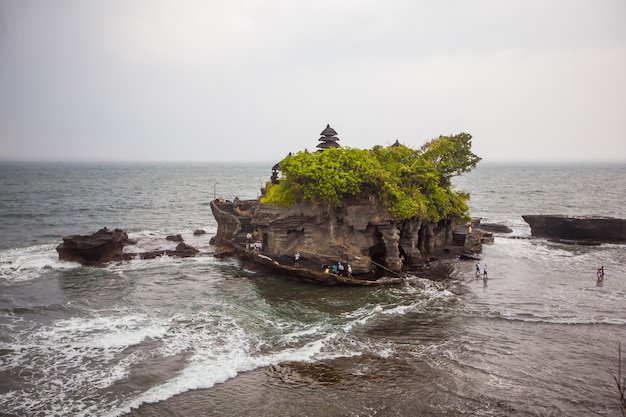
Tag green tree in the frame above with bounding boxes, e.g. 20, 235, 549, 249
420, 132, 481, 187
261, 133, 480, 222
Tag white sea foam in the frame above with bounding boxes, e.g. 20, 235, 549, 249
278, 323, 326, 344
0, 310, 176, 417
104, 323, 335, 417
0, 243, 80, 282
38, 314, 170, 348
98, 292, 428, 417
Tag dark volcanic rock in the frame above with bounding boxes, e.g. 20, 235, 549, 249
57, 227, 129, 265
125, 241, 200, 260
478, 223, 513, 233
59, 228, 201, 264
166, 234, 184, 242
193, 229, 206, 236
174, 242, 200, 256
523, 214, 626, 243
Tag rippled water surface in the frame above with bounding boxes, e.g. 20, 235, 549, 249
1, 162, 625, 416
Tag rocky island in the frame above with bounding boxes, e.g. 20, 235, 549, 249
210, 125, 486, 286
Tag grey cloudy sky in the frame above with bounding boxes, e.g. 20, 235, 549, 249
1, 0, 625, 163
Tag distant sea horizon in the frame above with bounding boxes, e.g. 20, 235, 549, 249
1, 158, 625, 166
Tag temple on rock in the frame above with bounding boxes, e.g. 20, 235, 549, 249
209, 124, 487, 286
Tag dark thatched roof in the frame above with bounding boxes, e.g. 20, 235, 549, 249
315, 124, 341, 151
318, 136, 339, 143
320, 124, 338, 137
316, 142, 340, 149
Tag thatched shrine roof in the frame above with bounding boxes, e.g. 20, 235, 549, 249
320, 124, 338, 136
316, 141, 340, 149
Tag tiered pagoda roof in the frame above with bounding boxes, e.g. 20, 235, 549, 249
317, 124, 341, 151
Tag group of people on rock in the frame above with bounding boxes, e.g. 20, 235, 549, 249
294, 253, 352, 277
246, 232, 262, 253
318, 260, 352, 277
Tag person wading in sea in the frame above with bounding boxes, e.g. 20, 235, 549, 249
596, 266, 604, 281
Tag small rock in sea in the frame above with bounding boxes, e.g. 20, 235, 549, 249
193, 230, 206, 236
166, 234, 184, 242
479, 223, 513, 233
175, 242, 199, 254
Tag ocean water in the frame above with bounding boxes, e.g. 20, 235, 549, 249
0, 161, 625, 417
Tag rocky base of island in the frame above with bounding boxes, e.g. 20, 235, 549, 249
209, 198, 500, 286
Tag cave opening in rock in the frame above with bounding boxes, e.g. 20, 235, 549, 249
368, 229, 387, 276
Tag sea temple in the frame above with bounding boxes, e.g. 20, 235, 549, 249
209, 125, 487, 286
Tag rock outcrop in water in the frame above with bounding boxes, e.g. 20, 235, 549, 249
56, 227, 129, 265
208, 125, 484, 285
210, 198, 484, 284
57, 227, 200, 265
522, 214, 626, 243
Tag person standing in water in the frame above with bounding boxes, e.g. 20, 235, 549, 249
476, 262, 481, 277
483, 264, 488, 279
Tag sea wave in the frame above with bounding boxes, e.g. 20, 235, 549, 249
461, 308, 626, 326
0, 244, 80, 282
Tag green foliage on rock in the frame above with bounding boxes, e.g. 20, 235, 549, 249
261, 133, 481, 222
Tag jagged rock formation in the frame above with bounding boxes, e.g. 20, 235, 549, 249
57, 228, 200, 265
210, 198, 481, 278
56, 227, 129, 265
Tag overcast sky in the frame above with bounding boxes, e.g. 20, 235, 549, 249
1, 0, 625, 163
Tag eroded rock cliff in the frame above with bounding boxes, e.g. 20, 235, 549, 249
211, 199, 459, 275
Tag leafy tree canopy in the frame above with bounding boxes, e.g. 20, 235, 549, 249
261, 133, 481, 222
